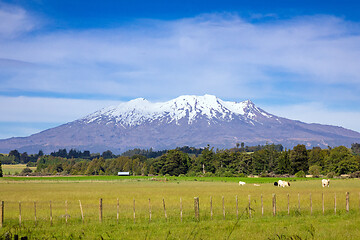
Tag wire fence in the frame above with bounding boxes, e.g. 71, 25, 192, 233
0, 192, 358, 227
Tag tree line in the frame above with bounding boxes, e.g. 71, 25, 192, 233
1, 143, 359, 177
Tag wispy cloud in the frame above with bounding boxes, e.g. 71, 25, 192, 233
0, 4, 360, 136
0, 3, 38, 38
1, 13, 359, 101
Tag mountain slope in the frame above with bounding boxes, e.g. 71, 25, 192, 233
1, 95, 360, 153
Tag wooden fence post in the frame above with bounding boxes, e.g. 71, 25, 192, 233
163, 198, 167, 221
261, 194, 264, 217
149, 198, 152, 222
322, 193, 325, 215
334, 193, 337, 215
117, 198, 119, 223
19, 202, 21, 227
49, 201, 52, 226
272, 194, 276, 216
99, 198, 103, 223
79, 200, 84, 223
346, 192, 350, 212
236, 195, 239, 219
210, 196, 213, 220
0, 201, 3, 228
34, 201, 37, 226
194, 197, 200, 221
248, 195, 251, 218
180, 197, 182, 222
50, 201, 53, 226
133, 198, 136, 223
222, 196, 225, 220
310, 193, 312, 215
65, 200, 68, 224
287, 193, 290, 215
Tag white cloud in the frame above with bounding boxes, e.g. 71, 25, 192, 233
0, 3, 37, 38
1, 14, 360, 101
0, 10, 360, 137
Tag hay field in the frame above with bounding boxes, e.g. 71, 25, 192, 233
1, 164, 36, 175
0, 177, 360, 239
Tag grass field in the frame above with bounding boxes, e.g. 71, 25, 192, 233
1, 177, 360, 239
1, 164, 37, 175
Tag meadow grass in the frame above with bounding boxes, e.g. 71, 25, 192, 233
0, 177, 359, 239
1, 174, 317, 182
1, 164, 36, 175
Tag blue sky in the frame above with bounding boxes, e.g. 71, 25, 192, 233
1, 0, 360, 139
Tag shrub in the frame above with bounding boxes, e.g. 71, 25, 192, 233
326, 171, 335, 178
236, 173, 246, 177
223, 171, 233, 177
204, 172, 214, 177
350, 171, 360, 178
295, 170, 305, 178
18, 168, 33, 175
309, 165, 321, 177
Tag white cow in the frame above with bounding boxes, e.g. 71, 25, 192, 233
239, 181, 246, 186
322, 179, 330, 187
278, 180, 290, 187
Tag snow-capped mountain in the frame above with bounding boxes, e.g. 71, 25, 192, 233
1, 94, 360, 153
82, 95, 274, 127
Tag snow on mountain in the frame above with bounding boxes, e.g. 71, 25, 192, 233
82, 94, 274, 127
1, 94, 360, 154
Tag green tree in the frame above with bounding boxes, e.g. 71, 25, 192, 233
325, 146, 360, 174
325, 146, 351, 173
102, 150, 114, 159
9, 149, 20, 162
351, 143, 360, 155
199, 147, 216, 174
132, 158, 142, 175
85, 158, 105, 175
149, 165, 156, 175
160, 150, 190, 176
290, 144, 308, 174
308, 165, 321, 176
277, 150, 291, 174
20, 152, 29, 163
251, 144, 280, 174
336, 156, 360, 174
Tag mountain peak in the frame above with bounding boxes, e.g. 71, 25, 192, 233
82, 94, 271, 127
2, 95, 360, 154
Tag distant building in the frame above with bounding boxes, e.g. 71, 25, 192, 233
118, 172, 130, 176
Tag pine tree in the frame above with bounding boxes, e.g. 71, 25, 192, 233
290, 144, 308, 174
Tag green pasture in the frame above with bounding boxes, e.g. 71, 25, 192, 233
0, 177, 360, 239
1, 164, 36, 175
0, 175, 315, 182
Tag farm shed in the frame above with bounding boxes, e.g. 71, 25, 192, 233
118, 172, 130, 176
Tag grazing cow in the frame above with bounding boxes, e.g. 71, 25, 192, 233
283, 181, 290, 187
278, 180, 283, 187
253, 184, 260, 187
278, 180, 290, 187
239, 181, 246, 186
322, 179, 330, 187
